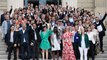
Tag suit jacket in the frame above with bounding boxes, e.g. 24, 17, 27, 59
74, 32, 80, 43
29, 28, 41, 45
79, 33, 90, 48
19, 29, 29, 45
5, 31, 19, 46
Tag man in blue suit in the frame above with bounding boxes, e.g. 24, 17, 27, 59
19, 24, 30, 60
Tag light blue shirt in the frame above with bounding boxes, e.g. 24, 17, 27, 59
81, 35, 86, 48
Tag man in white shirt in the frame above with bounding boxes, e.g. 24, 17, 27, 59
5, 25, 17, 60
95, 12, 107, 53
29, 23, 41, 60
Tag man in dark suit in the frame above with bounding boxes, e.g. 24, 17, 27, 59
95, 12, 107, 53
29, 23, 41, 60
19, 24, 30, 60
6, 25, 18, 60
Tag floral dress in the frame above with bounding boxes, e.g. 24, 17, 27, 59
62, 32, 76, 60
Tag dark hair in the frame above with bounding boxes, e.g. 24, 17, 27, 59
53, 26, 59, 39
42, 26, 47, 31
8, 24, 15, 32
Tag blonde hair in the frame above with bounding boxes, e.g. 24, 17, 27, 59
64, 26, 70, 33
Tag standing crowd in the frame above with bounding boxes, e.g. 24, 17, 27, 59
1, 3, 107, 60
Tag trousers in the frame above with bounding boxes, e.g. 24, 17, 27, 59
79, 47, 88, 60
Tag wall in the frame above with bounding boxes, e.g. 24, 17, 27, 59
94, 0, 107, 27
7, 0, 24, 10
0, 0, 7, 23
78, 0, 95, 12
62, 0, 77, 8
7, 0, 24, 16
95, 0, 107, 15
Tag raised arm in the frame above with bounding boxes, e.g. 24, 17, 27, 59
101, 12, 107, 22
9, 6, 13, 15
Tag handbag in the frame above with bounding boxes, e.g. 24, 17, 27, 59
95, 41, 100, 54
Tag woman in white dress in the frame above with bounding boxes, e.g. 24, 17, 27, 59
91, 24, 100, 54
51, 26, 61, 60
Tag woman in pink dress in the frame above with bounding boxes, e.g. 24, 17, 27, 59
62, 26, 76, 60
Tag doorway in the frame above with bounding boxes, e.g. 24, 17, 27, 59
47, 0, 62, 5
27, 0, 62, 6
28, 0, 39, 7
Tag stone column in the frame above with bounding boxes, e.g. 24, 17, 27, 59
62, 0, 77, 8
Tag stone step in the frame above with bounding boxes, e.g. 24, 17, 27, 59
0, 2, 7, 6
0, 45, 7, 48
95, 58, 107, 60
104, 42, 107, 44
0, 51, 6, 55
0, 42, 7, 45
104, 45, 107, 47
103, 40, 107, 42
96, 51, 107, 54
0, 48, 6, 51
0, 43, 6, 45
0, 55, 7, 59
104, 48, 107, 51
0, 5, 7, 8
96, 54, 107, 58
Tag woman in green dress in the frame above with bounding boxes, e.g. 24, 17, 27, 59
40, 26, 52, 60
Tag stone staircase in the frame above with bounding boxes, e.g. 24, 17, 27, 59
0, 27, 8, 60
0, 27, 107, 60
95, 34, 107, 60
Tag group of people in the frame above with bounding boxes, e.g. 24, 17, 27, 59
1, 3, 107, 60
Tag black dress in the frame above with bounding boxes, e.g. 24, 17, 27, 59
14, 31, 21, 59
